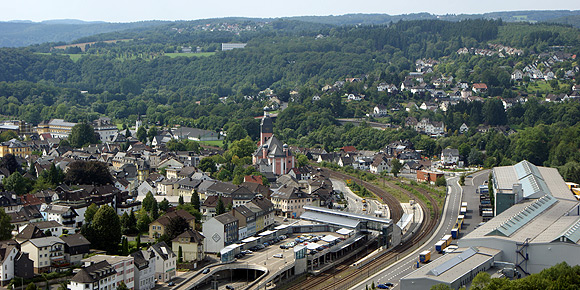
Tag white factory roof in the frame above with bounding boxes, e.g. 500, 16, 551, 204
402, 247, 501, 283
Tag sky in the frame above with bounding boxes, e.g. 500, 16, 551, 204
2, 0, 580, 22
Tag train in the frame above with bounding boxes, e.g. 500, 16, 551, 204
419, 250, 431, 263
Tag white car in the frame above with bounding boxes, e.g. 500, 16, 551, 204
273, 253, 283, 258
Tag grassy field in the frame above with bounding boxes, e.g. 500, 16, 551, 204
200, 140, 224, 147
36, 53, 84, 62
525, 80, 570, 95
165, 52, 216, 58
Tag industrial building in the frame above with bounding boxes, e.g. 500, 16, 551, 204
400, 247, 502, 290
401, 160, 580, 289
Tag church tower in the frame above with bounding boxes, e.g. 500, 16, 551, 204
260, 113, 273, 146
136, 115, 143, 130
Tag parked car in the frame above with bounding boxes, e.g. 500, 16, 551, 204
273, 253, 283, 258
383, 282, 394, 287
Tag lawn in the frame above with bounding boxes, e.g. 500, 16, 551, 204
36, 52, 84, 62
200, 140, 224, 147
165, 52, 216, 58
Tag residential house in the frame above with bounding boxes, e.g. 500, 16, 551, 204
289, 167, 311, 181
0, 243, 19, 285
83, 255, 135, 290
60, 234, 91, 266
373, 105, 388, 117
68, 260, 117, 290
415, 119, 445, 137
149, 209, 196, 238
370, 154, 392, 174
231, 205, 256, 240
21, 221, 63, 237
20, 236, 66, 273
441, 148, 460, 166
149, 242, 176, 282
200, 196, 233, 221
39, 204, 79, 229
472, 83, 488, 93
203, 213, 239, 253
511, 69, 524, 81
130, 250, 156, 290
417, 170, 445, 184
247, 197, 275, 232
270, 185, 313, 218
171, 229, 205, 265
0, 191, 23, 214
459, 123, 469, 134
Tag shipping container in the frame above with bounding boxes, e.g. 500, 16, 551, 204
435, 240, 446, 253
442, 235, 452, 247
451, 228, 459, 239
419, 250, 431, 263
460, 207, 467, 215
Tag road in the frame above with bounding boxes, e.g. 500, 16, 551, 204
350, 171, 473, 289
332, 179, 382, 216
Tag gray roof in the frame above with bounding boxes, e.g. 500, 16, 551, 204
71, 260, 116, 283
300, 211, 360, 228
26, 236, 65, 248
213, 212, 238, 225
60, 233, 90, 247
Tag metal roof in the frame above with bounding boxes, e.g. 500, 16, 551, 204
300, 211, 360, 229
553, 217, 580, 244
303, 205, 392, 225
486, 195, 557, 237
428, 247, 478, 276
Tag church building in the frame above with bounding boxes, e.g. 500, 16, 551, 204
252, 114, 295, 175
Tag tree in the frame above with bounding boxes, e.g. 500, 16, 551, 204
178, 246, 183, 263
137, 210, 152, 233
0, 208, 13, 240
64, 160, 113, 185
191, 190, 201, 211
136, 126, 147, 143
468, 148, 483, 166
199, 158, 217, 173
470, 272, 491, 290
136, 234, 141, 250
25, 282, 37, 290
147, 126, 158, 143
166, 216, 190, 240
297, 154, 309, 167
91, 205, 122, 253
142, 192, 156, 212
216, 197, 226, 215
121, 237, 129, 255
84, 203, 98, 225
226, 123, 248, 142
0, 154, 20, 174
69, 122, 98, 148
151, 201, 159, 220
120, 212, 131, 235
3, 171, 32, 195
391, 158, 403, 177
117, 281, 129, 290
435, 176, 447, 187
178, 195, 184, 206
159, 198, 170, 212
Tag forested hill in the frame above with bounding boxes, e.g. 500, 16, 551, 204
2, 10, 580, 48
0, 20, 168, 47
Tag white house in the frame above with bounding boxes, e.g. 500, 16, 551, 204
459, 123, 469, 134
131, 250, 156, 290
441, 148, 460, 165
83, 255, 135, 290
373, 105, 388, 117
0, 244, 18, 285
149, 242, 177, 282
69, 260, 117, 290
369, 155, 392, 174
40, 204, 79, 229
20, 236, 66, 273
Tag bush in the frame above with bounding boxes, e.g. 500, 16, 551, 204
435, 176, 447, 187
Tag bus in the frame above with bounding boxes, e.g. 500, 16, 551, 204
419, 250, 431, 263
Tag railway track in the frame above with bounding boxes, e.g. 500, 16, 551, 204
282, 170, 441, 290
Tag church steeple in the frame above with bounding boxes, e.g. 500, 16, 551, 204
260, 113, 273, 146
